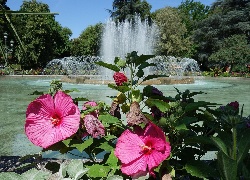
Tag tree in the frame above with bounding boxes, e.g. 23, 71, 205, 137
70, 23, 103, 56
193, 0, 250, 70
178, 0, 210, 36
13, 0, 71, 69
108, 0, 152, 23
152, 7, 192, 57
209, 34, 250, 72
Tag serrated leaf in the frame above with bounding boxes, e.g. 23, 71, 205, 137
87, 164, 110, 178
21, 168, 51, 180
66, 160, 88, 180
185, 160, 219, 178
95, 61, 120, 72
0, 172, 22, 180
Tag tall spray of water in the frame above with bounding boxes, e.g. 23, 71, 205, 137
100, 16, 159, 79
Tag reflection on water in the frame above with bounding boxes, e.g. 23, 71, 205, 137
0, 76, 249, 157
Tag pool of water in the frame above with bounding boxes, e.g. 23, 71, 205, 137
0, 75, 249, 158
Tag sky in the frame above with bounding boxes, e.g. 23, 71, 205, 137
6, 0, 215, 39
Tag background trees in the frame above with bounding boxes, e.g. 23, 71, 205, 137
152, 7, 192, 57
12, 0, 71, 69
1, 0, 249, 72
70, 23, 103, 56
108, 0, 152, 22
193, 0, 250, 70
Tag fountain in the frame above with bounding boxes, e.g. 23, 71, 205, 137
45, 16, 200, 85
100, 15, 159, 79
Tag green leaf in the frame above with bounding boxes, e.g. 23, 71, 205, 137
184, 136, 213, 145
71, 138, 93, 152
237, 129, 250, 164
185, 101, 217, 112
182, 116, 198, 125
98, 142, 114, 151
136, 68, 144, 78
142, 74, 167, 82
145, 98, 170, 113
175, 123, 188, 130
106, 150, 118, 167
185, 160, 219, 178
99, 114, 121, 125
21, 168, 51, 180
87, 164, 110, 178
132, 89, 142, 102
133, 54, 155, 66
108, 83, 130, 93
95, 61, 120, 72
66, 159, 88, 180
210, 136, 229, 156
107, 175, 123, 180
0, 172, 22, 180
104, 135, 117, 141
45, 161, 60, 174
138, 62, 156, 70
217, 151, 237, 180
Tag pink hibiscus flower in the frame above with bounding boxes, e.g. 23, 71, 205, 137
114, 122, 171, 178
25, 91, 80, 149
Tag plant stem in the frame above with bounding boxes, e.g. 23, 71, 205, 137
232, 126, 237, 160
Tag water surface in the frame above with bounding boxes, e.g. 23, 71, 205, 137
0, 76, 249, 157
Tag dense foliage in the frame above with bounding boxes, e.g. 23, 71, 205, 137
70, 23, 103, 56
152, 7, 192, 57
0, 0, 250, 72
108, 0, 152, 22
193, 0, 250, 70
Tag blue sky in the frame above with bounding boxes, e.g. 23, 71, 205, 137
6, 0, 215, 39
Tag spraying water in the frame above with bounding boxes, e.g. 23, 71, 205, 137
100, 16, 159, 79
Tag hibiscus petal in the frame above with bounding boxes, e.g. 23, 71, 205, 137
54, 91, 77, 117
147, 148, 169, 172
143, 122, 166, 141
115, 129, 144, 164
26, 94, 54, 118
58, 114, 80, 139
25, 114, 55, 148
121, 156, 147, 177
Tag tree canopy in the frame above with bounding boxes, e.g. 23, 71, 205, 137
12, 0, 71, 69
152, 7, 192, 57
108, 0, 152, 22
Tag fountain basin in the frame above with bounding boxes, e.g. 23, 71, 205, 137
61, 75, 195, 85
